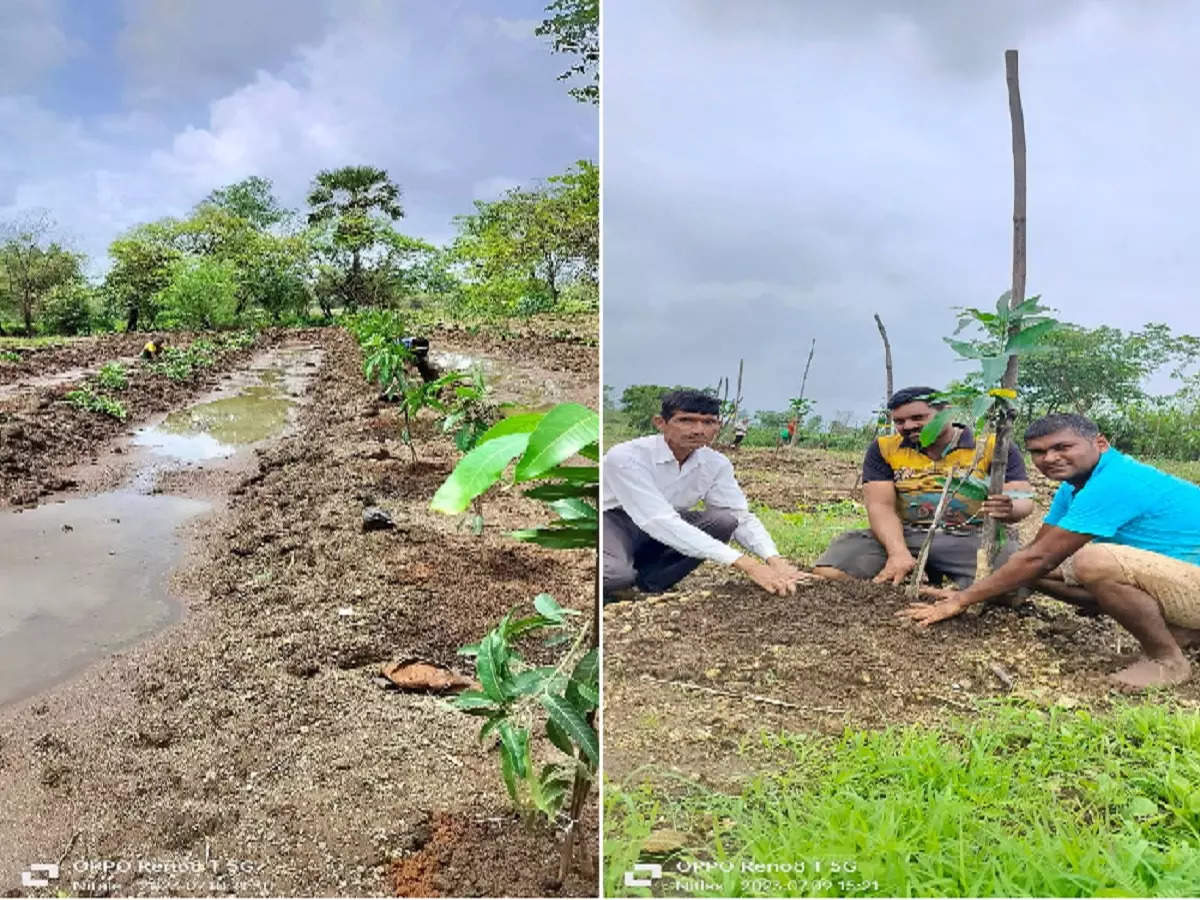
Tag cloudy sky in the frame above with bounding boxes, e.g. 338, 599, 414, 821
603, 0, 1200, 424
0, 0, 596, 277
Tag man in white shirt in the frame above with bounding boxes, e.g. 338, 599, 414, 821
603, 389, 806, 600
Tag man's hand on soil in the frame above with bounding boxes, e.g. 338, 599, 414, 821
873, 552, 916, 586
765, 556, 806, 580
897, 588, 969, 627
735, 556, 800, 596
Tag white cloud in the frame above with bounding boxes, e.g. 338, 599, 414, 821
0, 0, 80, 90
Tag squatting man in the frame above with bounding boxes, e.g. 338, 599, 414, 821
602, 389, 807, 600
899, 413, 1200, 690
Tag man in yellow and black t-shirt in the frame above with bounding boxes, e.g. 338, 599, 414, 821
814, 386, 1035, 588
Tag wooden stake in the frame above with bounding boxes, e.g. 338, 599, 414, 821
977, 49, 1027, 580
789, 338, 816, 446
874, 313, 894, 415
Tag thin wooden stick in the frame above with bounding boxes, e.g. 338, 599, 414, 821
978, 49, 1028, 580
874, 313, 894, 416
789, 338, 816, 446
907, 464, 959, 598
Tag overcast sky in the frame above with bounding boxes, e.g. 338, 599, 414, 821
0, 0, 596, 277
603, 0, 1200, 424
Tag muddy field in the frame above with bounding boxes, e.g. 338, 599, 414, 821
0, 324, 598, 897
603, 447, 1200, 787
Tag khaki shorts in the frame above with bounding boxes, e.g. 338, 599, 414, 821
1060, 543, 1200, 629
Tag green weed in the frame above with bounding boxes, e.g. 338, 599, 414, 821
0, 350, 19, 363
752, 500, 868, 566
65, 387, 127, 420
605, 701, 1200, 898
96, 362, 128, 391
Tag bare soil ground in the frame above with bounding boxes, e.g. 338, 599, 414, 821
0, 325, 598, 897
603, 447, 1200, 789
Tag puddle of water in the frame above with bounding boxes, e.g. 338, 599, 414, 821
429, 350, 495, 375
0, 492, 210, 707
132, 369, 294, 462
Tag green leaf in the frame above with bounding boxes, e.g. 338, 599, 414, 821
505, 614, 555, 640
476, 632, 506, 703
545, 717, 574, 756
541, 693, 598, 767
971, 393, 995, 423
919, 408, 953, 447
952, 476, 991, 502
510, 524, 598, 549
533, 593, 567, 623
566, 648, 599, 712
498, 722, 529, 778
1126, 796, 1159, 818
577, 441, 600, 461
430, 433, 529, 514
478, 711, 505, 743
1008, 295, 1046, 319
944, 338, 982, 359
522, 482, 599, 502
994, 290, 1012, 317
514, 403, 599, 481
540, 464, 599, 484
1004, 320, 1059, 355
457, 642, 481, 657
454, 691, 498, 712
548, 498, 597, 520
980, 356, 1007, 385
477, 413, 543, 445
507, 666, 556, 697
498, 737, 519, 802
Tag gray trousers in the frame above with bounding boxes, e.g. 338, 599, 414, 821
603, 507, 738, 598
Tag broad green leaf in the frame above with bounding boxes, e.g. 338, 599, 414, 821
514, 404, 600, 481
1005, 320, 1059, 355
507, 666, 556, 697
479, 711, 505, 743
970, 393, 994, 423
454, 691, 498, 712
919, 408, 953, 447
510, 524, 598, 549
534, 593, 567, 623
577, 441, 600, 461
477, 412, 543, 445
545, 717, 574, 756
1008, 295, 1046, 319
566, 648, 599, 712
522, 482, 599, 502
980, 356, 1007, 385
994, 290, 1013, 317
476, 632, 506, 703
548, 498, 598, 520
540, 465, 599, 484
944, 338, 982, 359
541, 693, 598, 767
1126, 796, 1159, 818
430, 433, 529, 514
498, 721, 529, 777
505, 614, 555, 639
952, 477, 991, 502
498, 737, 519, 802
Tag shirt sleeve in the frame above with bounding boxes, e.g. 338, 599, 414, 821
605, 454, 745, 565
861, 440, 893, 483
1052, 461, 1150, 537
702, 456, 780, 560
1004, 443, 1029, 481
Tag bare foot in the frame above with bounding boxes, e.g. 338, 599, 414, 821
1109, 656, 1192, 691
1167, 624, 1200, 650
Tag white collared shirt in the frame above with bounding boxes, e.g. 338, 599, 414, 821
602, 433, 779, 566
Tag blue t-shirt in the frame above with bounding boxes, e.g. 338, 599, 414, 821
1044, 449, 1200, 565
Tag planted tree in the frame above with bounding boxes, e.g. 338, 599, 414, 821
430, 403, 599, 884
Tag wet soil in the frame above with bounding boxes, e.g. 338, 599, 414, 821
0, 334, 153, 387
0, 325, 598, 897
603, 447, 1200, 788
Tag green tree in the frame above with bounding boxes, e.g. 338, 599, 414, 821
157, 257, 239, 329
306, 166, 405, 311
452, 161, 597, 316
198, 175, 290, 229
41, 281, 97, 335
619, 384, 677, 433
535, 0, 599, 104
101, 222, 183, 331
0, 216, 85, 335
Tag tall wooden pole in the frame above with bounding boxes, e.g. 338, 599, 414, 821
789, 338, 816, 446
977, 49, 1027, 579
874, 312, 894, 424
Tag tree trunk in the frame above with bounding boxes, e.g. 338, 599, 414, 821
977, 49, 1027, 581
874, 313, 894, 414
789, 338, 816, 446
22, 289, 33, 335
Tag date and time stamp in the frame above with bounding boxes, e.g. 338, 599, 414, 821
625, 858, 881, 895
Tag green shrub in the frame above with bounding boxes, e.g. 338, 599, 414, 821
157, 257, 239, 329
40, 282, 95, 335
96, 362, 128, 391
0, 350, 20, 363
65, 386, 127, 419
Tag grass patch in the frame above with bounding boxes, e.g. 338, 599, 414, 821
605, 701, 1200, 897
65, 387, 127, 420
96, 361, 128, 391
1145, 458, 1200, 485
0, 335, 71, 349
752, 500, 868, 566
0, 350, 19, 363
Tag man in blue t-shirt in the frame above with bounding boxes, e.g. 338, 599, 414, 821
898, 413, 1200, 690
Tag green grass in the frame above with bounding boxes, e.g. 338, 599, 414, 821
0, 349, 20, 363
0, 335, 70, 349
96, 362, 128, 391
752, 500, 868, 566
1145, 458, 1200, 485
605, 701, 1200, 898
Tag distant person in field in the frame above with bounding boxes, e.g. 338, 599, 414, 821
732, 416, 750, 448
813, 386, 1035, 589
603, 389, 807, 601
140, 336, 167, 360
900, 413, 1200, 690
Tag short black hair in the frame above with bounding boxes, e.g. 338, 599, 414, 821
888, 386, 945, 411
1024, 413, 1099, 443
661, 388, 720, 421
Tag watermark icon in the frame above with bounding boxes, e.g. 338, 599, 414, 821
21, 863, 59, 888
624, 862, 663, 887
